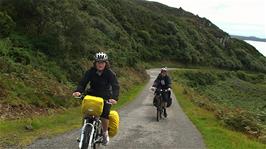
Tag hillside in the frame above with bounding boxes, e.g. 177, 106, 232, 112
1, 0, 266, 119
231, 35, 266, 42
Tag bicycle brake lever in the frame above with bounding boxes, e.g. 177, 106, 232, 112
74, 95, 84, 100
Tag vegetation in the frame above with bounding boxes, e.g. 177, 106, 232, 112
172, 83, 266, 149
171, 69, 266, 143
1, 0, 266, 74
0, 0, 265, 116
0, 35, 148, 119
0, 80, 146, 148
0, 0, 266, 147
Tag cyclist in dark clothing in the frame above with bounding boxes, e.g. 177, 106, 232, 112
151, 67, 172, 117
75, 67, 119, 103
152, 68, 171, 90
73, 52, 119, 145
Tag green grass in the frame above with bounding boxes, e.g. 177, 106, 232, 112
173, 83, 266, 149
202, 79, 266, 113
0, 108, 81, 147
170, 69, 266, 131
112, 81, 147, 110
0, 81, 146, 148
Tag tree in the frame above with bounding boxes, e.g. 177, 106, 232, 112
0, 11, 15, 38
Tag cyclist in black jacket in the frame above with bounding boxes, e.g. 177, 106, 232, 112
151, 67, 172, 117
73, 52, 119, 145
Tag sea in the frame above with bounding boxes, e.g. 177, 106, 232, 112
244, 40, 266, 57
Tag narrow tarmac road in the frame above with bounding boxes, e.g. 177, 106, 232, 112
27, 69, 205, 149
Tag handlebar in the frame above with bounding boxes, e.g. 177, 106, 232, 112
73, 95, 113, 105
74, 95, 84, 100
158, 89, 170, 92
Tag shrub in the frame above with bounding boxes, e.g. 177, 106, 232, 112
218, 109, 262, 137
236, 71, 248, 81
0, 11, 15, 38
184, 71, 217, 87
8, 47, 31, 65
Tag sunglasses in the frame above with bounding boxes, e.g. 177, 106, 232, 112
96, 60, 106, 63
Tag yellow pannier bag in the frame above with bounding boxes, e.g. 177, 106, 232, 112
108, 110, 120, 137
81, 95, 104, 117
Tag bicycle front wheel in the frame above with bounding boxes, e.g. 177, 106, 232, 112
81, 124, 93, 149
157, 108, 160, 121
157, 98, 162, 122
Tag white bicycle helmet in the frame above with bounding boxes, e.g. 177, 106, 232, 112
94, 52, 108, 61
161, 67, 167, 72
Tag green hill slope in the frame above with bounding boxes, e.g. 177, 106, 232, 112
0, 0, 266, 119
171, 69, 266, 143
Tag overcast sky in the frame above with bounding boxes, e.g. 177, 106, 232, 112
147, 0, 266, 38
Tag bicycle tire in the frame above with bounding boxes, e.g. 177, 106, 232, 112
81, 124, 93, 149
157, 96, 162, 122
157, 108, 160, 121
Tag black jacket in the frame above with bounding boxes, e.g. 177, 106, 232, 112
152, 74, 171, 89
75, 67, 120, 100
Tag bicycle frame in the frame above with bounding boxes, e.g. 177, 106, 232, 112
75, 95, 111, 149
155, 89, 168, 106
155, 89, 168, 121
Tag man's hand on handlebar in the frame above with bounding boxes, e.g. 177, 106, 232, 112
72, 92, 81, 97
150, 87, 156, 91
107, 99, 117, 105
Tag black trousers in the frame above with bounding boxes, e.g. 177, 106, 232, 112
100, 100, 111, 119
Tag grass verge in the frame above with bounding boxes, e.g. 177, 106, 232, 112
0, 82, 146, 148
172, 83, 266, 149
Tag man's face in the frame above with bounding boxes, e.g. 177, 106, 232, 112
161, 71, 167, 76
96, 61, 106, 71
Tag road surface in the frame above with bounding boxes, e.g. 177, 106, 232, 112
27, 69, 205, 149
